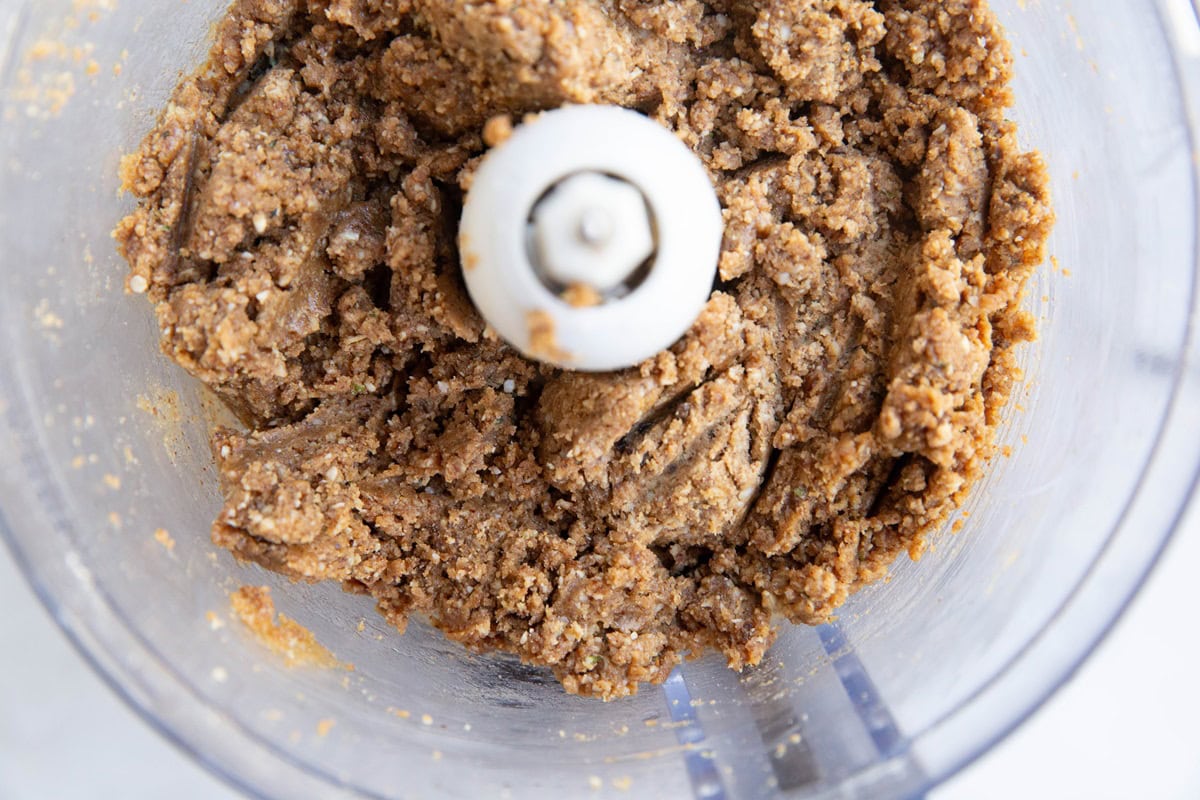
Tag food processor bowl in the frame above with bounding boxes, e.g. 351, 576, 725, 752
2, 1, 1199, 798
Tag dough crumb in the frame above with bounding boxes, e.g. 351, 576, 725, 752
153, 527, 175, 551
562, 283, 604, 309
482, 114, 515, 148
527, 309, 571, 362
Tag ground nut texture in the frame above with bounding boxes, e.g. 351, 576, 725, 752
115, 0, 1052, 699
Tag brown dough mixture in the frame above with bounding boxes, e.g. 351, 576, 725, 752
115, 0, 1052, 699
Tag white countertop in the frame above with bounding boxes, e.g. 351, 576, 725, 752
3, 502, 1198, 800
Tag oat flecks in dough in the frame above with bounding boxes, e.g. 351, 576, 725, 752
115, 0, 1053, 700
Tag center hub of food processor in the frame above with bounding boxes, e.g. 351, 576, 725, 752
458, 105, 723, 372
528, 171, 656, 302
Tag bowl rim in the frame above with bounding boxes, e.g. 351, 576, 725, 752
903, 0, 1200, 790
1, 1, 1199, 798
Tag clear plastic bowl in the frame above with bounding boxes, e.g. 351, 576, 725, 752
2, 2, 1199, 798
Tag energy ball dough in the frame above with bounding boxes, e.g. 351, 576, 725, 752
116, 0, 1052, 699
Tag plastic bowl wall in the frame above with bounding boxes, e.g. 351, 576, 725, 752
1, 1, 1199, 798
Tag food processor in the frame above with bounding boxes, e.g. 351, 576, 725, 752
2, 1, 1199, 798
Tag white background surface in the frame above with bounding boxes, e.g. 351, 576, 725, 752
2, 502, 1198, 800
